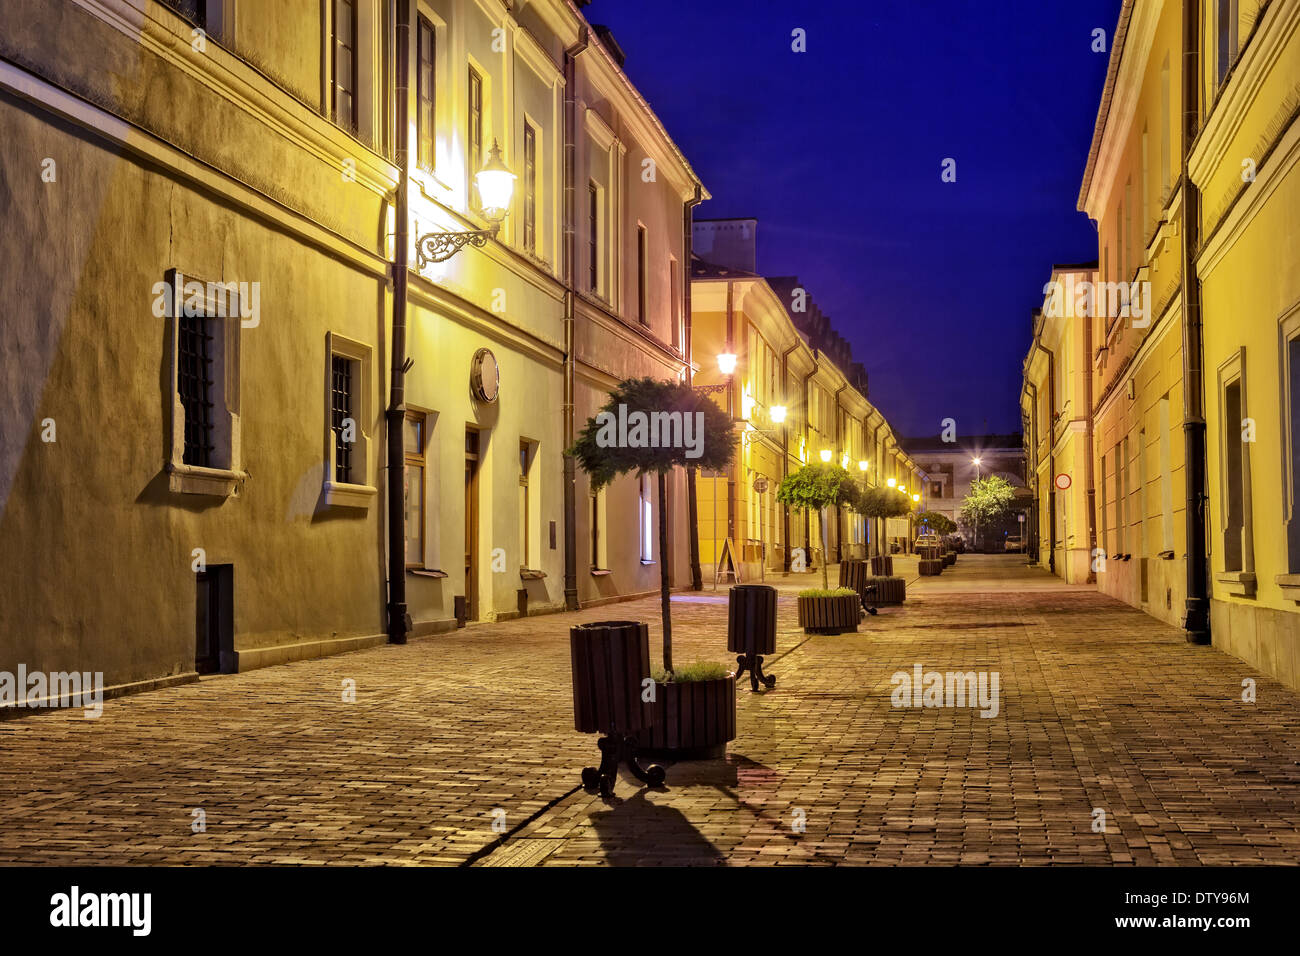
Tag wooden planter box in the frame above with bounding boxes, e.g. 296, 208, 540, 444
870, 555, 894, 577
637, 674, 737, 759
943, 551, 956, 567
919, 559, 944, 576
865, 575, 906, 605
797, 594, 860, 634
570, 620, 653, 736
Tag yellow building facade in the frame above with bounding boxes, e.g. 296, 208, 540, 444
1027, 0, 1299, 688
0, 0, 703, 692
690, 239, 923, 582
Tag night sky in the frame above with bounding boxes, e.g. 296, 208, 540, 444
592, 0, 1122, 438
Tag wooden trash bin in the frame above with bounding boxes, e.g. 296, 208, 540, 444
727, 584, 777, 691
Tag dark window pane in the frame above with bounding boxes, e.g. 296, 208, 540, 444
178, 314, 216, 467
332, 355, 354, 484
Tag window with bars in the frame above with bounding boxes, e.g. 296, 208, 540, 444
333, 0, 358, 131
417, 16, 436, 171
588, 183, 599, 293
523, 123, 537, 253
405, 412, 426, 568
332, 354, 355, 484
179, 314, 216, 467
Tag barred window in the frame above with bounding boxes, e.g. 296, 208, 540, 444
588, 183, 599, 293
178, 314, 216, 467
332, 354, 355, 484
160, 0, 206, 29
417, 16, 436, 171
523, 123, 537, 253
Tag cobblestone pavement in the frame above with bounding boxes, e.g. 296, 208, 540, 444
2, 555, 1298, 866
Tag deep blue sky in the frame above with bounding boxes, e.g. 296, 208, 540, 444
594, 0, 1122, 437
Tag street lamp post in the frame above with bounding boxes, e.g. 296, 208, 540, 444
414, 141, 517, 266
971, 457, 982, 551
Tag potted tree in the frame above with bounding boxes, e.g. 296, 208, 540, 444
915, 511, 958, 566
570, 377, 737, 760
961, 475, 1016, 553
777, 463, 862, 632
849, 483, 912, 604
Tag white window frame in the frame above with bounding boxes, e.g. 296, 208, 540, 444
323, 332, 376, 509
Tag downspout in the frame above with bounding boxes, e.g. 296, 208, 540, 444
1179, 0, 1211, 644
561, 26, 589, 612
833, 384, 847, 564
801, 356, 819, 566
1084, 283, 1099, 583
725, 280, 736, 545
684, 184, 704, 590
873, 419, 888, 556
385, 0, 412, 644
780, 341, 799, 572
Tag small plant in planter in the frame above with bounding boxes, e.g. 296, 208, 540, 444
776, 463, 856, 589
796, 586, 860, 634
570, 377, 738, 760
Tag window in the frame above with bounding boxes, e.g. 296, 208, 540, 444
670, 256, 681, 351
590, 486, 605, 570
1159, 395, 1174, 552
523, 122, 537, 253
1285, 322, 1300, 573
160, 0, 207, 29
1119, 436, 1129, 554
1216, 0, 1238, 91
519, 440, 533, 569
1141, 125, 1149, 242
323, 333, 375, 507
417, 16, 436, 170
639, 473, 654, 562
179, 314, 216, 467
588, 183, 600, 293
405, 412, 425, 567
1160, 55, 1171, 199
636, 224, 648, 325
467, 66, 483, 178
1218, 352, 1250, 574
332, 0, 358, 131
165, 270, 242, 497
331, 355, 355, 484
1099, 451, 1109, 555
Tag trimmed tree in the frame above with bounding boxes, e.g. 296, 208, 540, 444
913, 510, 957, 536
850, 483, 912, 555
960, 475, 1016, 549
776, 463, 856, 590
569, 377, 735, 674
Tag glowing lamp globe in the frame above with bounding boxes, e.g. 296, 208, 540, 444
770, 405, 787, 424
858, 460, 868, 471
475, 140, 516, 222
819, 449, 832, 463
717, 353, 738, 375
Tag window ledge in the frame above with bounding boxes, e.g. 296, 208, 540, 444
322, 480, 377, 509
408, 568, 448, 578
590, 568, 612, 577
167, 462, 246, 498
520, 568, 547, 580
640, 559, 656, 566
1215, 570, 1257, 598
1275, 574, 1300, 603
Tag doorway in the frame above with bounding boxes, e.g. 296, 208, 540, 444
464, 428, 481, 621
195, 564, 232, 674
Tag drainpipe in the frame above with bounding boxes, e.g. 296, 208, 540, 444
385, 0, 412, 644
801, 356, 819, 566
560, 26, 589, 612
684, 185, 704, 590
725, 280, 736, 545
1029, 340, 1057, 574
780, 342, 798, 572
873, 419, 888, 556
1083, 279, 1099, 584
833, 384, 846, 564
1179, 0, 1211, 644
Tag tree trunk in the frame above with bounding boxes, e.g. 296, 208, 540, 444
820, 507, 830, 590
658, 470, 672, 674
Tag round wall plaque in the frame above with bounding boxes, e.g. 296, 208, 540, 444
470, 348, 499, 403
1054, 472, 1072, 490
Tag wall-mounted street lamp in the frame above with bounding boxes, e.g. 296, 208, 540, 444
886, 477, 896, 488
858, 460, 869, 472
716, 352, 738, 376
770, 405, 787, 424
416, 140, 516, 267
912, 493, 921, 503
819, 449, 833, 463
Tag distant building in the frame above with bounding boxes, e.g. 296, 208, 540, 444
900, 435, 1027, 550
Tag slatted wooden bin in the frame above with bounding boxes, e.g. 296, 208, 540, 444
727, 584, 777, 655
570, 620, 653, 736
870, 554, 894, 577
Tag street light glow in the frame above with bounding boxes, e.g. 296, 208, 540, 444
717, 353, 738, 375
475, 140, 516, 221
886, 477, 896, 487
858, 460, 868, 471
770, 404, 787, 423
819, 449, 833, 463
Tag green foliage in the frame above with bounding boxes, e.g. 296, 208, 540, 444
913, 510, 956, 534
960, 475, 1017, 526
798, 588, 857, 598
652, 661, 731, 683
568, 377, 736, 489
851, 484, 912, 518
776, 463, 855, 513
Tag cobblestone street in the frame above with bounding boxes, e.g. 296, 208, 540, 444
2, 555, 1298, 866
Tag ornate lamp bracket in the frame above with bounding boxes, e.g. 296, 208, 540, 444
415, 225, 498, 269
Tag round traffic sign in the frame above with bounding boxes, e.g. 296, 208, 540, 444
1054, 473, 1071, 490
